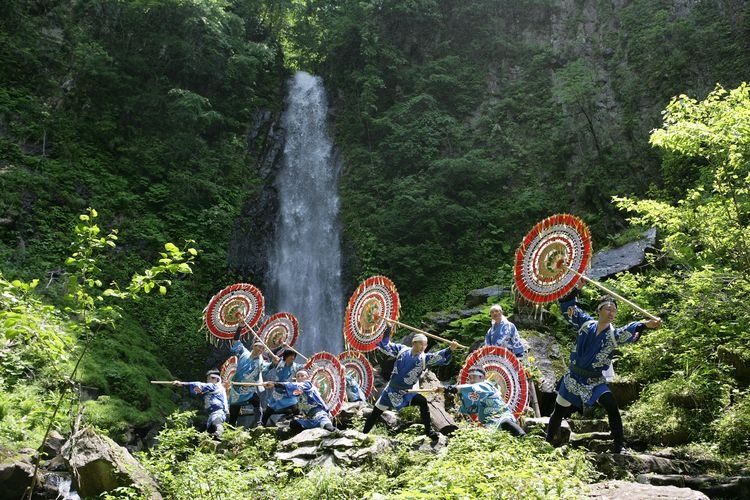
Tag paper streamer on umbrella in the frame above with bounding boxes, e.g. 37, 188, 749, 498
343, 275, 400, 352
203, 283, 265, 346
514, 214, 660, 320
514, 213, 592, 304
303, 352, 347, 418
459, 346, 529, 419
258, 312, 300, 352
338, 350, 374, 399
220, 355, 238, 393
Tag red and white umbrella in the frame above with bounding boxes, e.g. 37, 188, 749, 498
258, 312, 300, 352
338, 350, 374, 399
459, 346, 529, 419
514, 214, 592, 304
220, 355, 238, 393
303, 352, 347, 418
343, 275, 400, 352
204, 283, 265, 345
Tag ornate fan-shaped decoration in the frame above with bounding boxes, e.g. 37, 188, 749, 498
303, 352, 347, 417
343, 275, 400, 352
514, 214, 591, 304
459, 346, 528, 419
203, 283, 265, 345
338, 350, 374, 399
258, 312, 300, 352
220, 355, 238, 392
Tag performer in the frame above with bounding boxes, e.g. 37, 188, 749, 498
263, 370, 336, 433
344, 372, 367, 403
228, 327, 279, 428
444, 366, 526, 437
546, 285, 661, 453
484, 304, 525, 359
172, 370, 229, 437
261, 349, 302, 426
363, 322, 459, 439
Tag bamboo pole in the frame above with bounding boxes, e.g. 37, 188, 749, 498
563, 264, 660, 321
279, 342, 309, 362
150, 380, 179, 384
231, 381, 267, 387
382, 318, 468, 349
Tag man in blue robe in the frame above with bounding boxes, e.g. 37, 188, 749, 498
173, 370, 229, 437
262, 350, 302, 426
444, 366, 525, 437
228, 327, 279, 428
345, 372, 367, 403
363, 325, 459, 439
546, 285, 661, 453
484, 304, 525, 359
264, 369, 336, 432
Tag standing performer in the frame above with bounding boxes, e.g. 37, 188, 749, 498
262, 350, 302, 426
172, 370, 229, 437
363, 322, 459, 439
228, 327, 279, 428
484, 305, 525, 360
263, 370, 336, 433
445, 366, 526, 437
546, 285, 661, 453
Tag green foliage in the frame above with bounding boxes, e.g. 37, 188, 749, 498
393, 427, 595, 498
609, 82, 750, 451
713, 390, 750, 455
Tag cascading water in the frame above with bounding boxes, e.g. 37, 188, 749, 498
269, 72, 344, 356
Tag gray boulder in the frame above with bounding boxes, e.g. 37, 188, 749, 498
588, 229, 657, 281
584, 479, 707, 499
61, 426, 162, 498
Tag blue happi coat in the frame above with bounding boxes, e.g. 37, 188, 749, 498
484, 317, 525, 358
274, 380, 333, 429
345, 373, 367, 402
186, 382, 229, 428
557, 295, 646, 407
457, 381, 515, 428
228, 340, 273, 405
375, 329, 452, 410
267, 360, 302, 410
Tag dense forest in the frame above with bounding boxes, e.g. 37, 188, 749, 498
1, 0, 750, 498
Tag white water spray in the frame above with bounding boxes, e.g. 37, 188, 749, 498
269, 72, 344, 356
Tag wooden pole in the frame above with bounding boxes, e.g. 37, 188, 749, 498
563, 265, 660, 320
150, 380, 178, 384
382, 318, 468, 349
279, 342, 309, 362
231, 381, 267, 387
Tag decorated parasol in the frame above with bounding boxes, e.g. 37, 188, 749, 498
514, 213, 592, 304
303, 352, 347, 418
459, 346, 528, 419
344, 275, 467, 351
343, 275, 401, 351
220, 355, 238, 392
257, 312, 307, 360
203, 283, 265, 345
338, 350, 374, 399
514, 214, 660, 319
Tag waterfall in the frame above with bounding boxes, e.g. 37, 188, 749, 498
269, 72, 344, 357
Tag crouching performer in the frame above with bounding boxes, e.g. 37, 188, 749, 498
262, 350, 302, 426
363, 321, 459, 440
444, 366, 525, 437
173, 369, 229, 437
264, 370, 336, 433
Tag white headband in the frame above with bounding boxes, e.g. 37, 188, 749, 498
412, 333, 428, 343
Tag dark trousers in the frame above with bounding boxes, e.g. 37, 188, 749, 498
546, 391, 623, 452
363, 393, 433, 436
228, 393, 261, 428
261, 404, 299, 426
